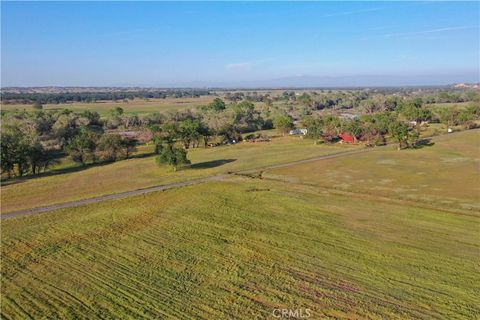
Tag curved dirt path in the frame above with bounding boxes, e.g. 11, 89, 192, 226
2, 148, 375, 220
1, 175, 228, 219
3, 130, 469, 220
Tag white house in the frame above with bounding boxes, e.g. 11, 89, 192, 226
289, 128, 308, 135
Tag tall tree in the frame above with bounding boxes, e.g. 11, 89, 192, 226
321, 115, 343, 142
198, 122, 212, 148
66, 129, 98, 165
437, 108, 460, 128
389, 121, 418, 149
273, 115, 294, 136
178, 119, 202, 149
1, 133, 18, 178
121, 137, 138, 158
156, 145, 190, 172
302, 116, 323, 144
28, 142, 55, 174
97, 134, 124, 162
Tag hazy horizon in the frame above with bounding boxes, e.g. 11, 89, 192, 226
1, 1, 479, 87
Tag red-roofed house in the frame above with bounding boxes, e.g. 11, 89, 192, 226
339, 132, 357, 143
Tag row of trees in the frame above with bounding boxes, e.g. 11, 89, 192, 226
281, 89, 479, 120
1, 126, 138, 178
301, 102, 480, 149
1, 89, 212, 104
0, 107, 140, 178
2, 92, 479, 177
1, 129, 55, 178
436, 105, 480, 129
0, 98, 273, 177
149, 101, 275, 150
66, 128, 137, 165
302, 113, 417, 148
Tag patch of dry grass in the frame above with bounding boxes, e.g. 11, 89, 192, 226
1, 136, 359, 213
264, 130, 480, 212
2, 178, 478, 319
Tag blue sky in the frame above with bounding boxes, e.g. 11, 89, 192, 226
1, 1, 479, 87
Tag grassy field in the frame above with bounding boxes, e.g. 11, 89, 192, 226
1, 96, 215, 115
425, 101, 474, 110
1, 136, 359, 213
1, 127, 478, 319
263, 130, 480, 213
1, 97, 476, 117
2, 177, 479, 319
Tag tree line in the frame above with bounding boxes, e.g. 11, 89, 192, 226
1, 109, 138, 178
1, 89, 212, 104
2, 91, 479, 177
300, 100, 480, 149
0, 98, 275, 177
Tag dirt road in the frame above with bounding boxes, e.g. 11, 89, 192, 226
4, 130, 465, 220
1, 147, 377, 219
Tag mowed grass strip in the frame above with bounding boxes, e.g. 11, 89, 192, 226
264, 129, 480, 213
2, 178, 479, 319
1, 136, 358, 213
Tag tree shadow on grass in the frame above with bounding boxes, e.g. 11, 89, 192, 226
1, 151, 156, 187
415, 138, 435, 149
1, 162, 112, 187
190, 159, 236, 169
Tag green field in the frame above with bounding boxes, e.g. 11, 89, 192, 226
425, 101, 473, 110
1, 129, 479, 319
1, 136, 359, 213
264, 130, 480, 213
1, 96, 216, 116
2, 177, 479, 319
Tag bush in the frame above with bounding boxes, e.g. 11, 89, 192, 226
33, 101, 43, 110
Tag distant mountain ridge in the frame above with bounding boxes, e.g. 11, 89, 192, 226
173, 73, 479, 88
2, 75, 478, 93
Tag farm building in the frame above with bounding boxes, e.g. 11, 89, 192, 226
339, 132, 357, 143
289, 128, 308, 135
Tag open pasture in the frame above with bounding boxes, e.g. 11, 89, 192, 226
1, 136, 359, 214
1, 96, 215, 115
2, 177, 479, 319
425, 101, 474, 110
264, 129, 480, 212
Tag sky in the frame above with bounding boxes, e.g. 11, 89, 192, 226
1, 1, 479, 87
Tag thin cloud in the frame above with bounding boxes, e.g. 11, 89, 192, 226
354, 25, 401, 33
360, 26, 477, 40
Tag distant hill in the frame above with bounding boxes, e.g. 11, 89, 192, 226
2, 75, 479, 92
173, 73, 479, 89
454, 83, 480, 89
